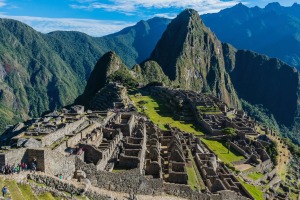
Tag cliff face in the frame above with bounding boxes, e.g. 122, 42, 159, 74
150, 9, 240, 108
223, 45, 300, 128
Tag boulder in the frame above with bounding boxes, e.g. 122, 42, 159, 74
23, 138, 42, 148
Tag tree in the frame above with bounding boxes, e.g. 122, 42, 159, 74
223, 127, 237, 153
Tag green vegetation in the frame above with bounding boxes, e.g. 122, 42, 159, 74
108, 68, 138, 89
282, 128, 300, 156
133, 61, 171, 86
197, 106, 222, 115
187, 149, 206, 191
18, 184, 38, 200
186, 165, 198, 190
201, 138, 245, 163
265, 140, 279, 165
241, 99, 280, 133
3, 179, 24, 200
130, 93, 203, 135
237, 178, 264, 200
0, 17, 170, 133
38, 192, 57, 200
247, 172, 264, 180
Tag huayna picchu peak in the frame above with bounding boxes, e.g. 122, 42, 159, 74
0, 5, 300, 200
149, 9, 240, 108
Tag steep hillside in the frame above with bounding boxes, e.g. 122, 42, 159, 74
202, 2, 300, 69
75, 51, 136, 106
0, 17, 169, 132
132, 61, 170, 85
100, 17, 171, 67
222, 43, 300, 144
150, 9, 240, 108
0, 18, 83, 122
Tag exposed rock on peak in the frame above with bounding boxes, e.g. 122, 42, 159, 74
150, 9, 240, 107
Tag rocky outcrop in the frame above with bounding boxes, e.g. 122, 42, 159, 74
224, 48, 300, 128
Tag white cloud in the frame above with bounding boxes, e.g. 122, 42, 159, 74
0, 15, 134, 36
71, 0, 243, 14
0, 0, 6, 7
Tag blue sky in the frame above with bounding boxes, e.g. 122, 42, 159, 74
0, 0, 298, 36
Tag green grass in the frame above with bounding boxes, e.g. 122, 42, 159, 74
186, 165, 198, 190
238, 178, 264, 200
201, 138, 245, 163
197, 106, 222, 115
247, 172, 264, 181
3, 179, 24, 200
187, 149, 206, 191
130, 94, 204, 135
289, 192, 299, 200
18, 183, 38, 200
38, 192, 57, 200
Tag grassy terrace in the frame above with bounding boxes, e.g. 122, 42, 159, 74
201, 138, 245, 163
130, 93, 204, 135
237, 178, 264, 200
247, 172, 264, 181
187, 149, 206, 191
0, 178, 89, 200
196, 106, 222, 115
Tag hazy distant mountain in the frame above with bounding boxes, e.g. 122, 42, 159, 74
202, 2, 300, 69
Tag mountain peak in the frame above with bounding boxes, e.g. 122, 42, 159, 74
75, 51, 127, 105
177, 9, 200, 22
149, 9, 240, 107
231, 2, 249, 10
265, 2, 281, 10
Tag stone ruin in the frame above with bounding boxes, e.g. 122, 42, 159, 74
148, 86, 273, 171
0, 83, 271, 199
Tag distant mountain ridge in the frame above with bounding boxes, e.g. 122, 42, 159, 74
202, 2, 300, 69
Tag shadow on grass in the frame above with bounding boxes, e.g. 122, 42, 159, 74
149, 92, 204, 133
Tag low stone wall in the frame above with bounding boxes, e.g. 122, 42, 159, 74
27, 174, 109, 200
76, 158, 164, 195
163, 182, 209, 199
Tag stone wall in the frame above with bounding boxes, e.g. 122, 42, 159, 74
27, 149, 45, 171
27, 174, 109, 200
76, 157, 164, 195
44, 149, 76, 178
54, 122, 101, 152
230, 142, 248, 158
41, 117, 85, 146
0, 148, 27, 166
163, 182, 210, 199
76, 155, 250, 199
112, 114, 135, 136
